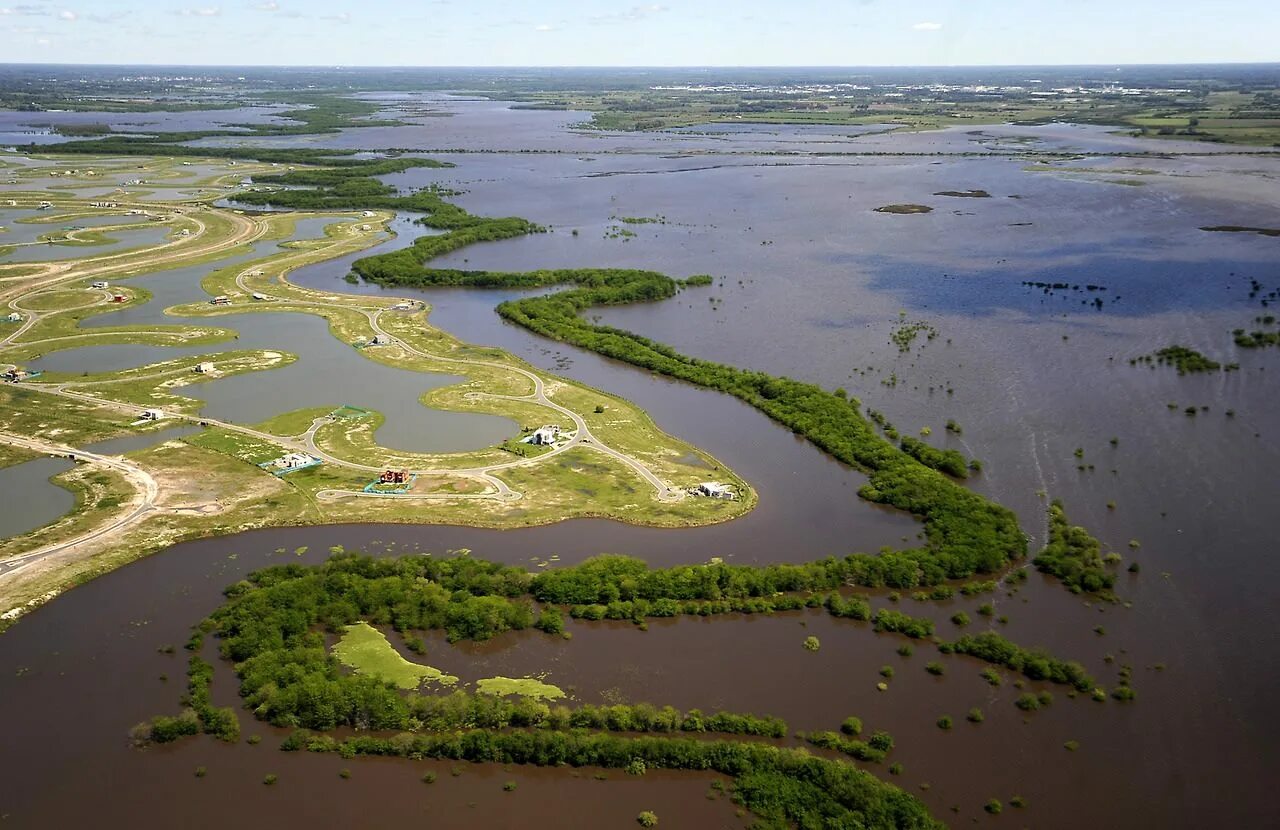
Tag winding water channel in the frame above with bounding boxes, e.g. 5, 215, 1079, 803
0, 98, 1277, 828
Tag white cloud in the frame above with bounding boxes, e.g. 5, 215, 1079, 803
590, 4, 669, 25
534, 23, 556, 32
320, 11, 350, 22
253, 1, 279, 9
179, 7, 221, 16
57, 10, 76, 21
912, 21, 942, 31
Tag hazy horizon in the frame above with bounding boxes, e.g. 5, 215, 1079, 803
1, 1, 1276, 67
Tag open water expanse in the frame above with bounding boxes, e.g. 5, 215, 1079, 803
0, 95, 1278, 828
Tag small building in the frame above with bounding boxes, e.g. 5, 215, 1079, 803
5, 312, 22, 323
361, 224, 372, 231
3, 369, 30, 382
362, 211, 376, 218
38, 201, 53, 210
140, 409, 163, 421
91, 281, 109, 289
252, 292, 267, 301
179, 228, 191, 236
210, 295, 231, 306
523, 425, 561, 446
111, 294, 126, 303
391, 301, 416, 311
694, 482, 737, 500
262, 452, 321, 475
195, 362, 215, 374
380, 469, 410, 484
370, 334, 393, 346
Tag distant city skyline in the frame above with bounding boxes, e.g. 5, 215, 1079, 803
0, 0, 1276, 67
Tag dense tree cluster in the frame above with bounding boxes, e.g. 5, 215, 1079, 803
1129, 345, 1230, 374
284, 729, 940, 829
898, 436, 970, 479
1034, 501, 1117, 595
942, 631, 1095, 691
176, 554, 805, 735
871, 609, 935, 639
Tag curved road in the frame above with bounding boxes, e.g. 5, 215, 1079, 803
0, 431, 159, 580
0, 207, 686, 582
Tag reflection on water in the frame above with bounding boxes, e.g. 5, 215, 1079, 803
0, 456, 75, 538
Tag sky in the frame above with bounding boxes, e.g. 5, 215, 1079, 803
0, 0, 1277, 67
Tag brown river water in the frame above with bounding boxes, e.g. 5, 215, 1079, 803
1, 96, 1278, 828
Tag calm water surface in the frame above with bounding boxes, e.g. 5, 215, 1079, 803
0, 100, 1277, 829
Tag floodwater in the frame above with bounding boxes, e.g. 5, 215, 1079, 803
0, 95, 1278, 829
0, 424, 199, 539
26, 218, 517, 454
0, 456, 75, 538
0, 222, 171, 263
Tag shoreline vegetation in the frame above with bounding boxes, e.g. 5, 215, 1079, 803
348, 190, 1026, 585
139, 552, 1114, 828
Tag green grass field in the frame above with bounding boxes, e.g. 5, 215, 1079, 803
332, 622, 459, 689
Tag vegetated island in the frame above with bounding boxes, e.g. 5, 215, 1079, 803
932, 190, 992, 198
1129, 345, 1237, 375
1233, 315, 1279, 348
1200, 225, 1280, 237
873, 204, 934, 215
137, 551, 1119, 828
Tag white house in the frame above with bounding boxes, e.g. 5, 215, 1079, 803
140, 409, 164, 421
5, 312, 22, 323
210, 295, 230, 306
271, 452, 317, 470
195, 362, 215, 374
694, 482, 737, 500
523, 425, 561, 446
370, 334, 393, 346
91, 281, 109, 289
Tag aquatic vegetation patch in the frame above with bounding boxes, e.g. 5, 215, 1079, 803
873, 203, 933, 214
476, 675, 566, 701
1200, 225, 1280, 237
1129, 345, 1235, 375
333, 622, 459, 690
